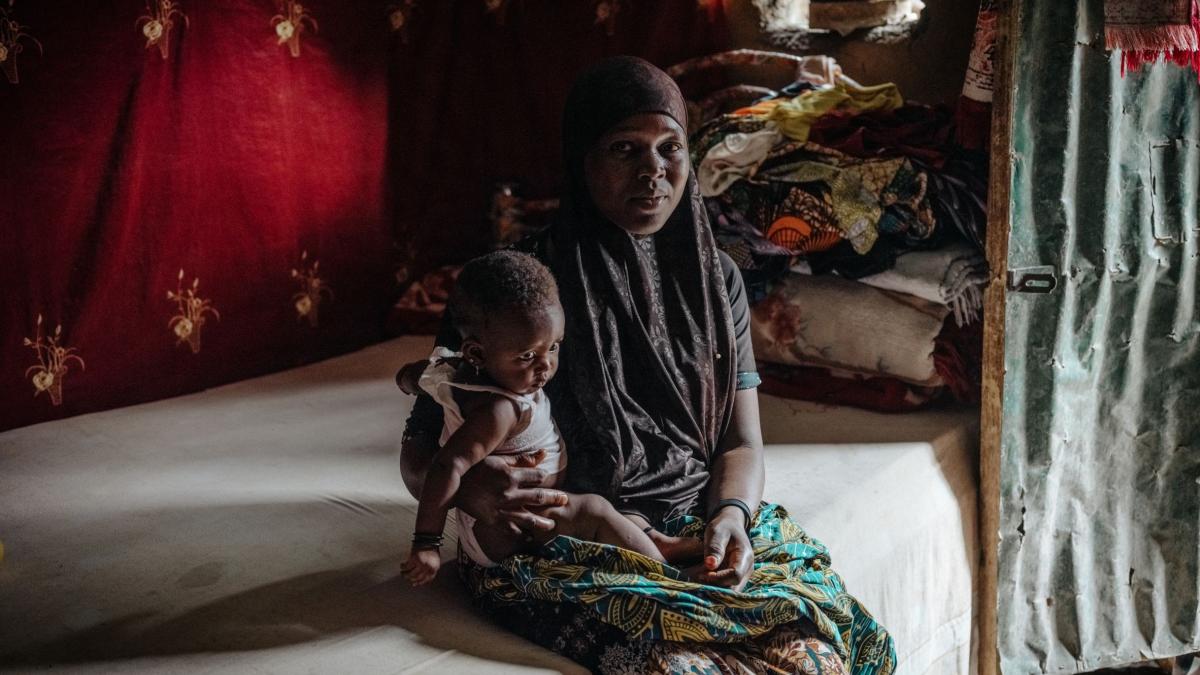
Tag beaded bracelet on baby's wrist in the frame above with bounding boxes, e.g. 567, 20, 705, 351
411, 532, 444, 550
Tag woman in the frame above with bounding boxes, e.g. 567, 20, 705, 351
400, 56, 895, 674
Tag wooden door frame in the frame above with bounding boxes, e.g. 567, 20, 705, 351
979, 0, 1017, 673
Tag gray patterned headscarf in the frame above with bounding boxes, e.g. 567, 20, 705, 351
545, 56, 738, 524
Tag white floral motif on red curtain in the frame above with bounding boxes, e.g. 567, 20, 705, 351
0, 4, 43, 84
484, 0, 515, 24
167, 269, 220, 354
136, 0, 188, 60
595, 0, 623, 35
272, 1, 317, 58
387, 1, 417, 42
23, 314, 85, 406
291, 250, 333, 327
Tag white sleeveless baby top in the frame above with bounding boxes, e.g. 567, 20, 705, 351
417, 346, 566, 566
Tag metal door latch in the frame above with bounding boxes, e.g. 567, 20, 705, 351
1007, 266, 1057, 293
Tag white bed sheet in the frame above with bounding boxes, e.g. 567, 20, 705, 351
0, 336, 978, 674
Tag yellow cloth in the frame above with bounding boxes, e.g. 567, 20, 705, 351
751, 78, 904, 143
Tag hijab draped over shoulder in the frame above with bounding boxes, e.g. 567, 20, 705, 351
540, 56, 738, 524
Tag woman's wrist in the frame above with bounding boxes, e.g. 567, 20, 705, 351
708, 498, 753, 531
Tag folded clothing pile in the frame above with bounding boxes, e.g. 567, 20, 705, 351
694, 76, 987, 412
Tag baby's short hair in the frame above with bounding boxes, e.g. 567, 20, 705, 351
449, 251, 560, 338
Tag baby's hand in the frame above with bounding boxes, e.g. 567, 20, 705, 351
402, 548, 442, 586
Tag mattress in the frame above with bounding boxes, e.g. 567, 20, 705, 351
0, 336, 978, 674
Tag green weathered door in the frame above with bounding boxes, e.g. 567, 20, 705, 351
998, 0, 1200, 672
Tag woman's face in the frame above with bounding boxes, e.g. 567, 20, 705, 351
583, 113, 689, 237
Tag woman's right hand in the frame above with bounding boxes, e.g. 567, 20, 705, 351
455, 450, 569, 535
696, 511, 755, 591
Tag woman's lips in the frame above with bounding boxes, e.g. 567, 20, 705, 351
630, 195, 667, 210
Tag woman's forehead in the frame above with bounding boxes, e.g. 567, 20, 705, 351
601, 113, 685, 137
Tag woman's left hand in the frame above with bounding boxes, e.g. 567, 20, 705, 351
696, 509, 754, 591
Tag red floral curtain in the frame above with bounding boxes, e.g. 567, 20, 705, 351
1, 1, 729, 431
0, 1, 393, 431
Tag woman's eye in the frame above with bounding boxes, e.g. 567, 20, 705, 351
660, 141, 683, 154
609, 141, 634, 153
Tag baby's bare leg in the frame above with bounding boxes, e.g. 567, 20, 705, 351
621, 512, 705, 565
544, 494, 667, 562
472, 521, 529, 563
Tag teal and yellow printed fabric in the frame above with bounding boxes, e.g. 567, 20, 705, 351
474, 503, 897, 675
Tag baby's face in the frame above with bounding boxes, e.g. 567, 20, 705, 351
478, 305, 565, 395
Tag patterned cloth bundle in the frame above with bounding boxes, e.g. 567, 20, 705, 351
1105, 0, 1200, 81
467, 504, 897, 674
692, 77, 987, 412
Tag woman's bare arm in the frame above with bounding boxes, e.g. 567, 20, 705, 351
708, 388, 765, 512
699, 387, 765, 590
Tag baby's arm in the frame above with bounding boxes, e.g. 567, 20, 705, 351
402, 393, 521, 585
395, 358, 430, 396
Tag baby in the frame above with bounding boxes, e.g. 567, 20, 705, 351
401, 250, 699, 584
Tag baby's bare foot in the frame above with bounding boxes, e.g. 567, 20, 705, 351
679, 561, 741, 585
680, 561, 708, 582
648, 531, 704, 565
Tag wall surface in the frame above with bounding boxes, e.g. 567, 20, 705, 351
999, 0, 1200, 672
726, 0, 978, 104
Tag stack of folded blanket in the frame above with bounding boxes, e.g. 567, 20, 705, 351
694, 76, 988, 412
